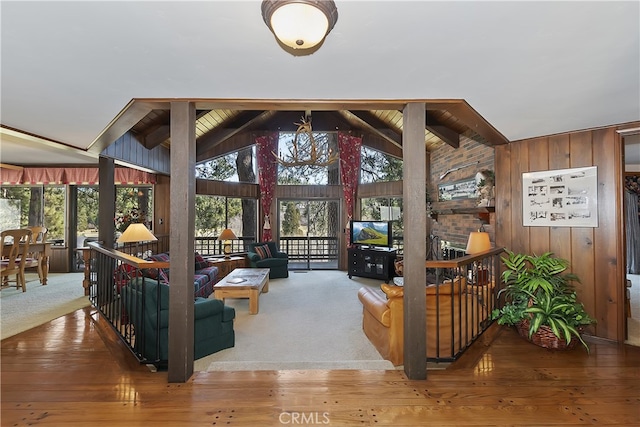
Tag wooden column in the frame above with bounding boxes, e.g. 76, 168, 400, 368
402, 102, 427, 380
168, 101, 196, 383
98, 157, 115, 249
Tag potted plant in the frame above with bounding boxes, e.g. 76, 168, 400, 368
492, 250, 595, 352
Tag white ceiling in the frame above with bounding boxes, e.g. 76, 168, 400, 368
1, 1, 639, 166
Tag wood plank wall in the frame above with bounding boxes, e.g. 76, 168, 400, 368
495, 121, 639, 342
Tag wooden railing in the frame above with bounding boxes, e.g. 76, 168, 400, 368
89, 238, 503, 365
422, 247, 505, 362
86, 242, 168, 366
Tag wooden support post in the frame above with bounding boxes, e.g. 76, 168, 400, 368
402, 102, 427, 380
168, 101, 196, 383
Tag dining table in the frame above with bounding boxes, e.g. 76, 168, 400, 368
2, 241, 51, 286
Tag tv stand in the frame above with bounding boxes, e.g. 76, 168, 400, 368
348, 246, 397, 283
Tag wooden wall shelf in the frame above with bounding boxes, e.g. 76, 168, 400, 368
428, 206, 495, 224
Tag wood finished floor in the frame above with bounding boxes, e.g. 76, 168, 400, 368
1, 306, 639, 426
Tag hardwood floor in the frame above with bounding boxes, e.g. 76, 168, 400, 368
2, 306, 639, 426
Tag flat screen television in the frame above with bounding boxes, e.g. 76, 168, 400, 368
350, 220, 393, 248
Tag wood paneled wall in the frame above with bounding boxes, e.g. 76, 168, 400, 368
495, 121, 639, 342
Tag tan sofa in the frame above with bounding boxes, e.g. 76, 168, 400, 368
357, 277, 476, 365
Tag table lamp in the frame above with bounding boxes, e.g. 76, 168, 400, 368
466, 230, 492, 285
117, 223, 157, 257
465, 231, 491, 255
218, 228, 237, 259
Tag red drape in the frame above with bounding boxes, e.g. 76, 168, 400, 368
255, 132, 279, 242
0, 168, 24, 184
0, 167, 156, 185
338, 132, 362, 247
21, 168, 65, 184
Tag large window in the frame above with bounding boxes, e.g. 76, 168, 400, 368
0, 185, 65, 241
276, 132, 340, 185
196, 147, 256, 183
360, 146, 403, 184
195, 195, 257, 250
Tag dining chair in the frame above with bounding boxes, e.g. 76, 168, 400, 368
1, 229, 32, 292
24, 226, 48, 283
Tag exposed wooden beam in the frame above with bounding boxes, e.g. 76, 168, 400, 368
0, 163, 23, 170
142, 124, 170, 149
196, 110, 273, 155
340, 110, 403, 149
426, 100, 510, 146
196, 132, 255, 163
361, 134, 403, 158
425, 111, 460, 148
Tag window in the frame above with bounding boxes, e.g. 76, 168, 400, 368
360, 146, 403, 183
276, 132, 340, 185
0, 185, 65, 241
196, 147, 256, 183
195, 195, 257, 252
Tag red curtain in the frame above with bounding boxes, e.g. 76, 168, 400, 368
0, 167, 24, 184
64, 168, 99, 184
338, 132, 362, 247
255, 132, 279, 242
21, 168, 64, 184
0, 167, 156, 185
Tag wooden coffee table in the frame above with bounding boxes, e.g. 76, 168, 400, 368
212, 268, 270, 315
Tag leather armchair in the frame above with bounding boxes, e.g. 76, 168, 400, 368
121, 277, 235, 363
247, 241, 289, 279
357, 277, 476, 365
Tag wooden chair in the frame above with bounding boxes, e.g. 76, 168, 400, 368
1, 229, 32, 292
24, 226, 48, 283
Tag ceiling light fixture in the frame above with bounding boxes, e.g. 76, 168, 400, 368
261, 0, 338, 56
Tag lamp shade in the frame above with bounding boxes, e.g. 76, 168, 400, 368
262, 0, 338, 54
466, 231, 491, 254
117, 223, 157, 243
217, 229, 237, 241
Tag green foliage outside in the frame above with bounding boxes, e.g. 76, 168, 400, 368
360, 146, 403, 184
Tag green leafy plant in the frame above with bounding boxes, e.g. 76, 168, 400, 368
492, 250, 595, 352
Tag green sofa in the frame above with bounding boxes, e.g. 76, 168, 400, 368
121, 277, 235, 364
247, 241, 289, 279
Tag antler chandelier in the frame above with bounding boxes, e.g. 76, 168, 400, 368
273, 116, 339, 167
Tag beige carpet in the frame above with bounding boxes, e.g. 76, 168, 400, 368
626, 274, 640, 346
1, 272, 90, 340
194, 270, 395, 371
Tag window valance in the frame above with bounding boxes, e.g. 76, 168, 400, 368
1, 167, 156, 185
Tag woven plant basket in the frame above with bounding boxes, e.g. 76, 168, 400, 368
516, 319, 579, 350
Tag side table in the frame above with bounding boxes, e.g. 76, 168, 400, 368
206, 256, 247, 280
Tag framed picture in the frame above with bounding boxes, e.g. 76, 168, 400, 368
522, 166, 598, 227
438, 178, 477, 201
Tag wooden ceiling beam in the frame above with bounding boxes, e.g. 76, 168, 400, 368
196, 132, 255, 163
142, 125, 170, 149
361, 134, 403, 159
425, 111, 460, 148
196, 110, 273, 156
139, 110, 210, 149
426, 100, 509, 146
340, 110, 403, 149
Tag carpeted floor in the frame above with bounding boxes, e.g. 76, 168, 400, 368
1, 272, 89, 340
194, 270, 395, 371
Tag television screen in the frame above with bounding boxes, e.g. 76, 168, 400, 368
350, 220, 392, 248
